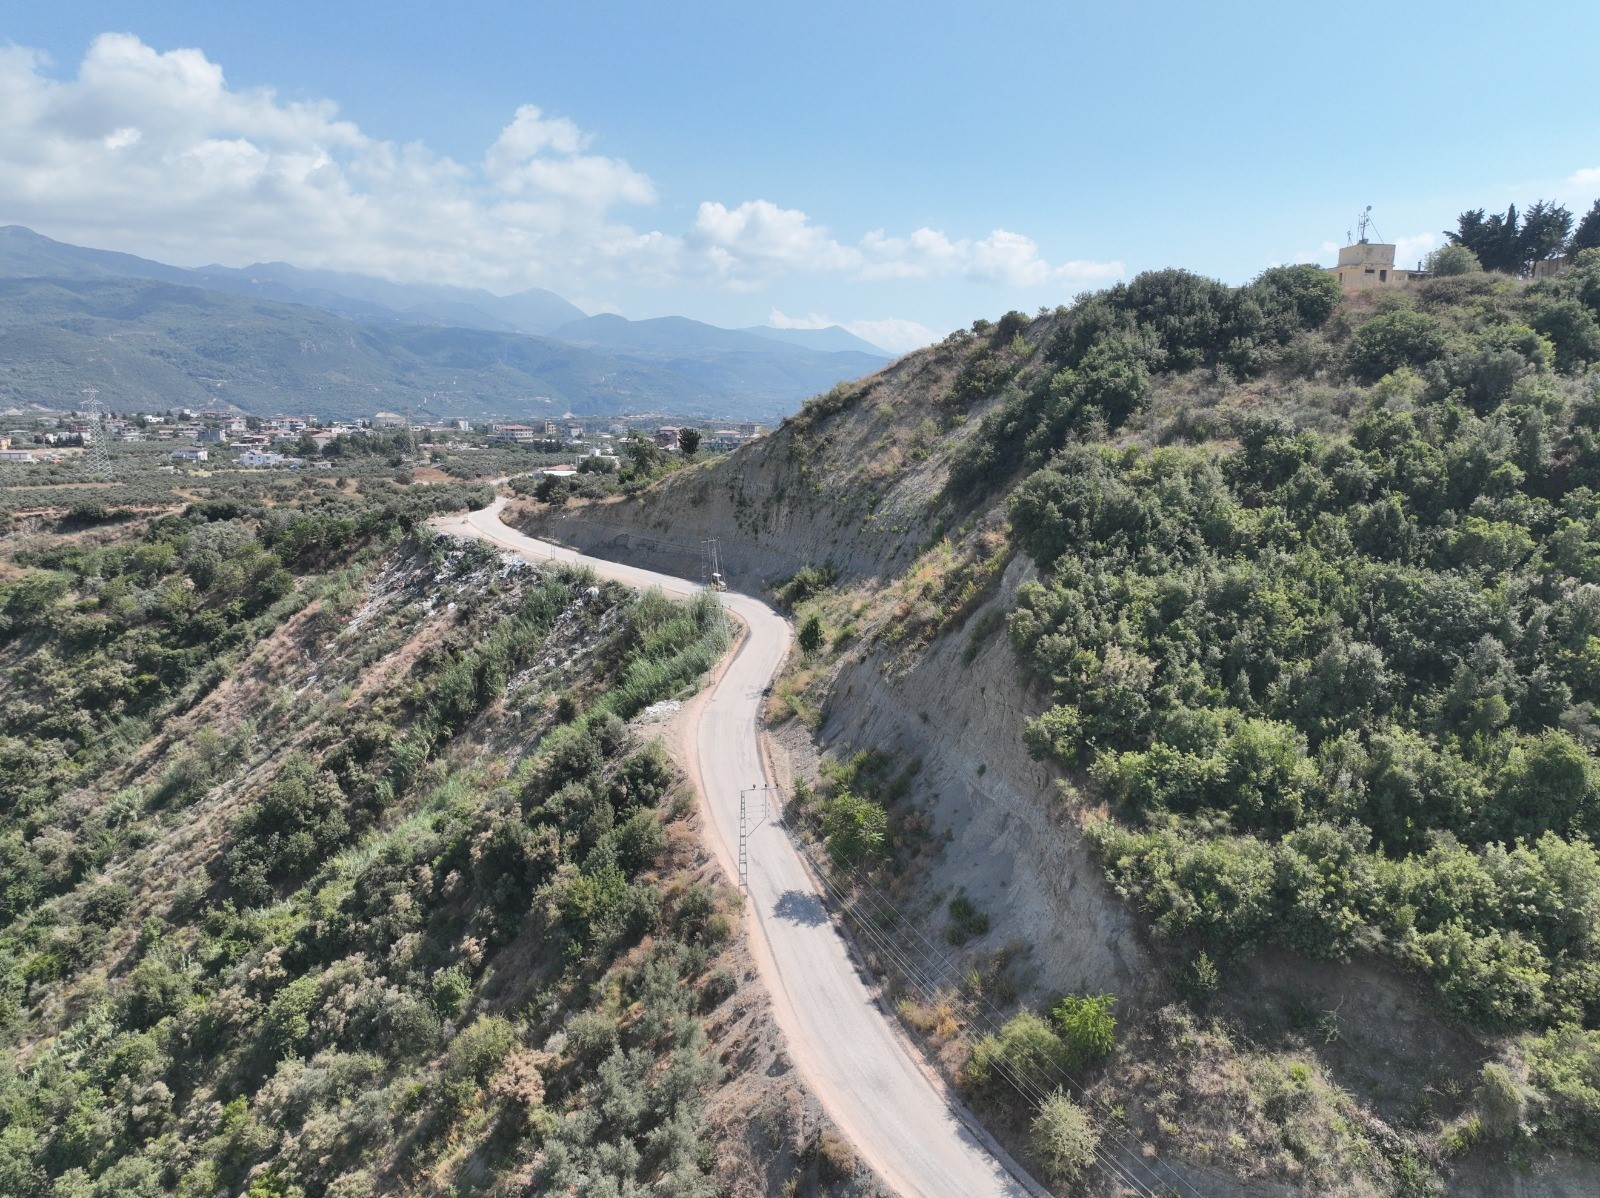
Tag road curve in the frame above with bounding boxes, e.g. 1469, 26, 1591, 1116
437, 499, 1037, 1198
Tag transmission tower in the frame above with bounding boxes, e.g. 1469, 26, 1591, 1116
80, 387, 114, 479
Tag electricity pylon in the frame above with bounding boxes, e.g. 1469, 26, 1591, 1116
80, 387, 114, 479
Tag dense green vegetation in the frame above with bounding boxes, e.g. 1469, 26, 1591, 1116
0, 486, 742, 1196
969, 253, 1600, 1146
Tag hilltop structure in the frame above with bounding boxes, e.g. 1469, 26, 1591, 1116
1326, 239, 1428, 292
1325, 206, 1429, 293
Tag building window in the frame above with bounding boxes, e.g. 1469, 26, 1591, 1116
1380, 269, 1388, 281
1365, 268, 1375, 274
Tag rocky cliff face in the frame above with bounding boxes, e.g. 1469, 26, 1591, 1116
814, 554, 1149, 998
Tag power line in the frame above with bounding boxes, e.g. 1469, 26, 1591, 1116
790, 831, 1200, 1198
797, 853, 1170, 1198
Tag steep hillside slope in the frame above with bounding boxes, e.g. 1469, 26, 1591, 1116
510, 258, 1600, 1195
0, 494, 884, 1197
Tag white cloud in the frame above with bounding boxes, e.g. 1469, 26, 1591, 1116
0, 34, 665, 289
1394, 232, 1438, 268
1557, 167, 1600, 219
766, 309, 834, 330
0, 33, 1119, 305
842, 317, 938, 355
860, 226, 1122, 288
768, 308, 938, 355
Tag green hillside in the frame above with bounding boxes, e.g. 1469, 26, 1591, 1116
527, 240, 1600, 1193
0, 278, 707, 419
0, 483, 845, 1197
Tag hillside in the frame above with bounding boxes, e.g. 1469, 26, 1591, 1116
0, 277, 712, 420
0, 227, 890, 421
0, 484, 884, 1197
509, 254, 1600, 1195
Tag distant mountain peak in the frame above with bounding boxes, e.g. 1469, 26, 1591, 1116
740, 324, 892, 357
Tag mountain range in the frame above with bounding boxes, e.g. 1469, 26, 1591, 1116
0, 225, 891, 420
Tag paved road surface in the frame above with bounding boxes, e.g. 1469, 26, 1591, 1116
438, 499, 1038, 1198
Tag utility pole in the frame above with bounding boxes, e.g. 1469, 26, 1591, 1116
738, 784, 777, 894
701, 537, 727, 592
80, 387, 113, 479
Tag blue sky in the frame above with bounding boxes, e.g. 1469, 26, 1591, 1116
4, 1, 1599, 350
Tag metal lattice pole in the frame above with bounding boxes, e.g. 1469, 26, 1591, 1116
738, 791, 748, 893
80, 387, 114, 479
737, 784, 776, 894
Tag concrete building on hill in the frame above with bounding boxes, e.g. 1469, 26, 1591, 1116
1324, 210, 1427, 293
1326, 239, 1428, 292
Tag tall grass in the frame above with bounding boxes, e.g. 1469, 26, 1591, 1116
592, 590, 730, 721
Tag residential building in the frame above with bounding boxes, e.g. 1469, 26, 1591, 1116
237, 450, 293, 467
491, 423, 539, 443
170, 447, 209, 462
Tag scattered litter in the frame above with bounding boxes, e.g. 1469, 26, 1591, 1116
641, 699, 681, 720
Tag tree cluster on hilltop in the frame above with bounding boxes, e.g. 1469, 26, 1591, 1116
1444, 196, 1600, 276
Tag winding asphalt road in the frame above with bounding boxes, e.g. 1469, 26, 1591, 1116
437, 499, 1037, 1198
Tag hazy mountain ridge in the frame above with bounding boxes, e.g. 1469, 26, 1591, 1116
0, 226, 889, 418
0, 276, 712, 419
0, 226, 586, 335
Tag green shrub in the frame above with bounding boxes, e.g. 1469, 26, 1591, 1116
967, 1011, 1071, 1092
224, 755, 351, 905
1474, 1061, 1529, 1138
819, 788, 887, 867
1051, 993, 1116, 1071
946, 894, 990, 944
446, 1015, 517, 1086
1528, 1026, 1600, 1149
1345, 310, 1452, 382
775, 563, 838, 608
262, 976, 319, 1060
1030, 1089, 1099, 1182
430, 966, 473, 1021
797, 613, 824, 654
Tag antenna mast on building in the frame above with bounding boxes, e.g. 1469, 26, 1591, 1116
80, 387, 113, 479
